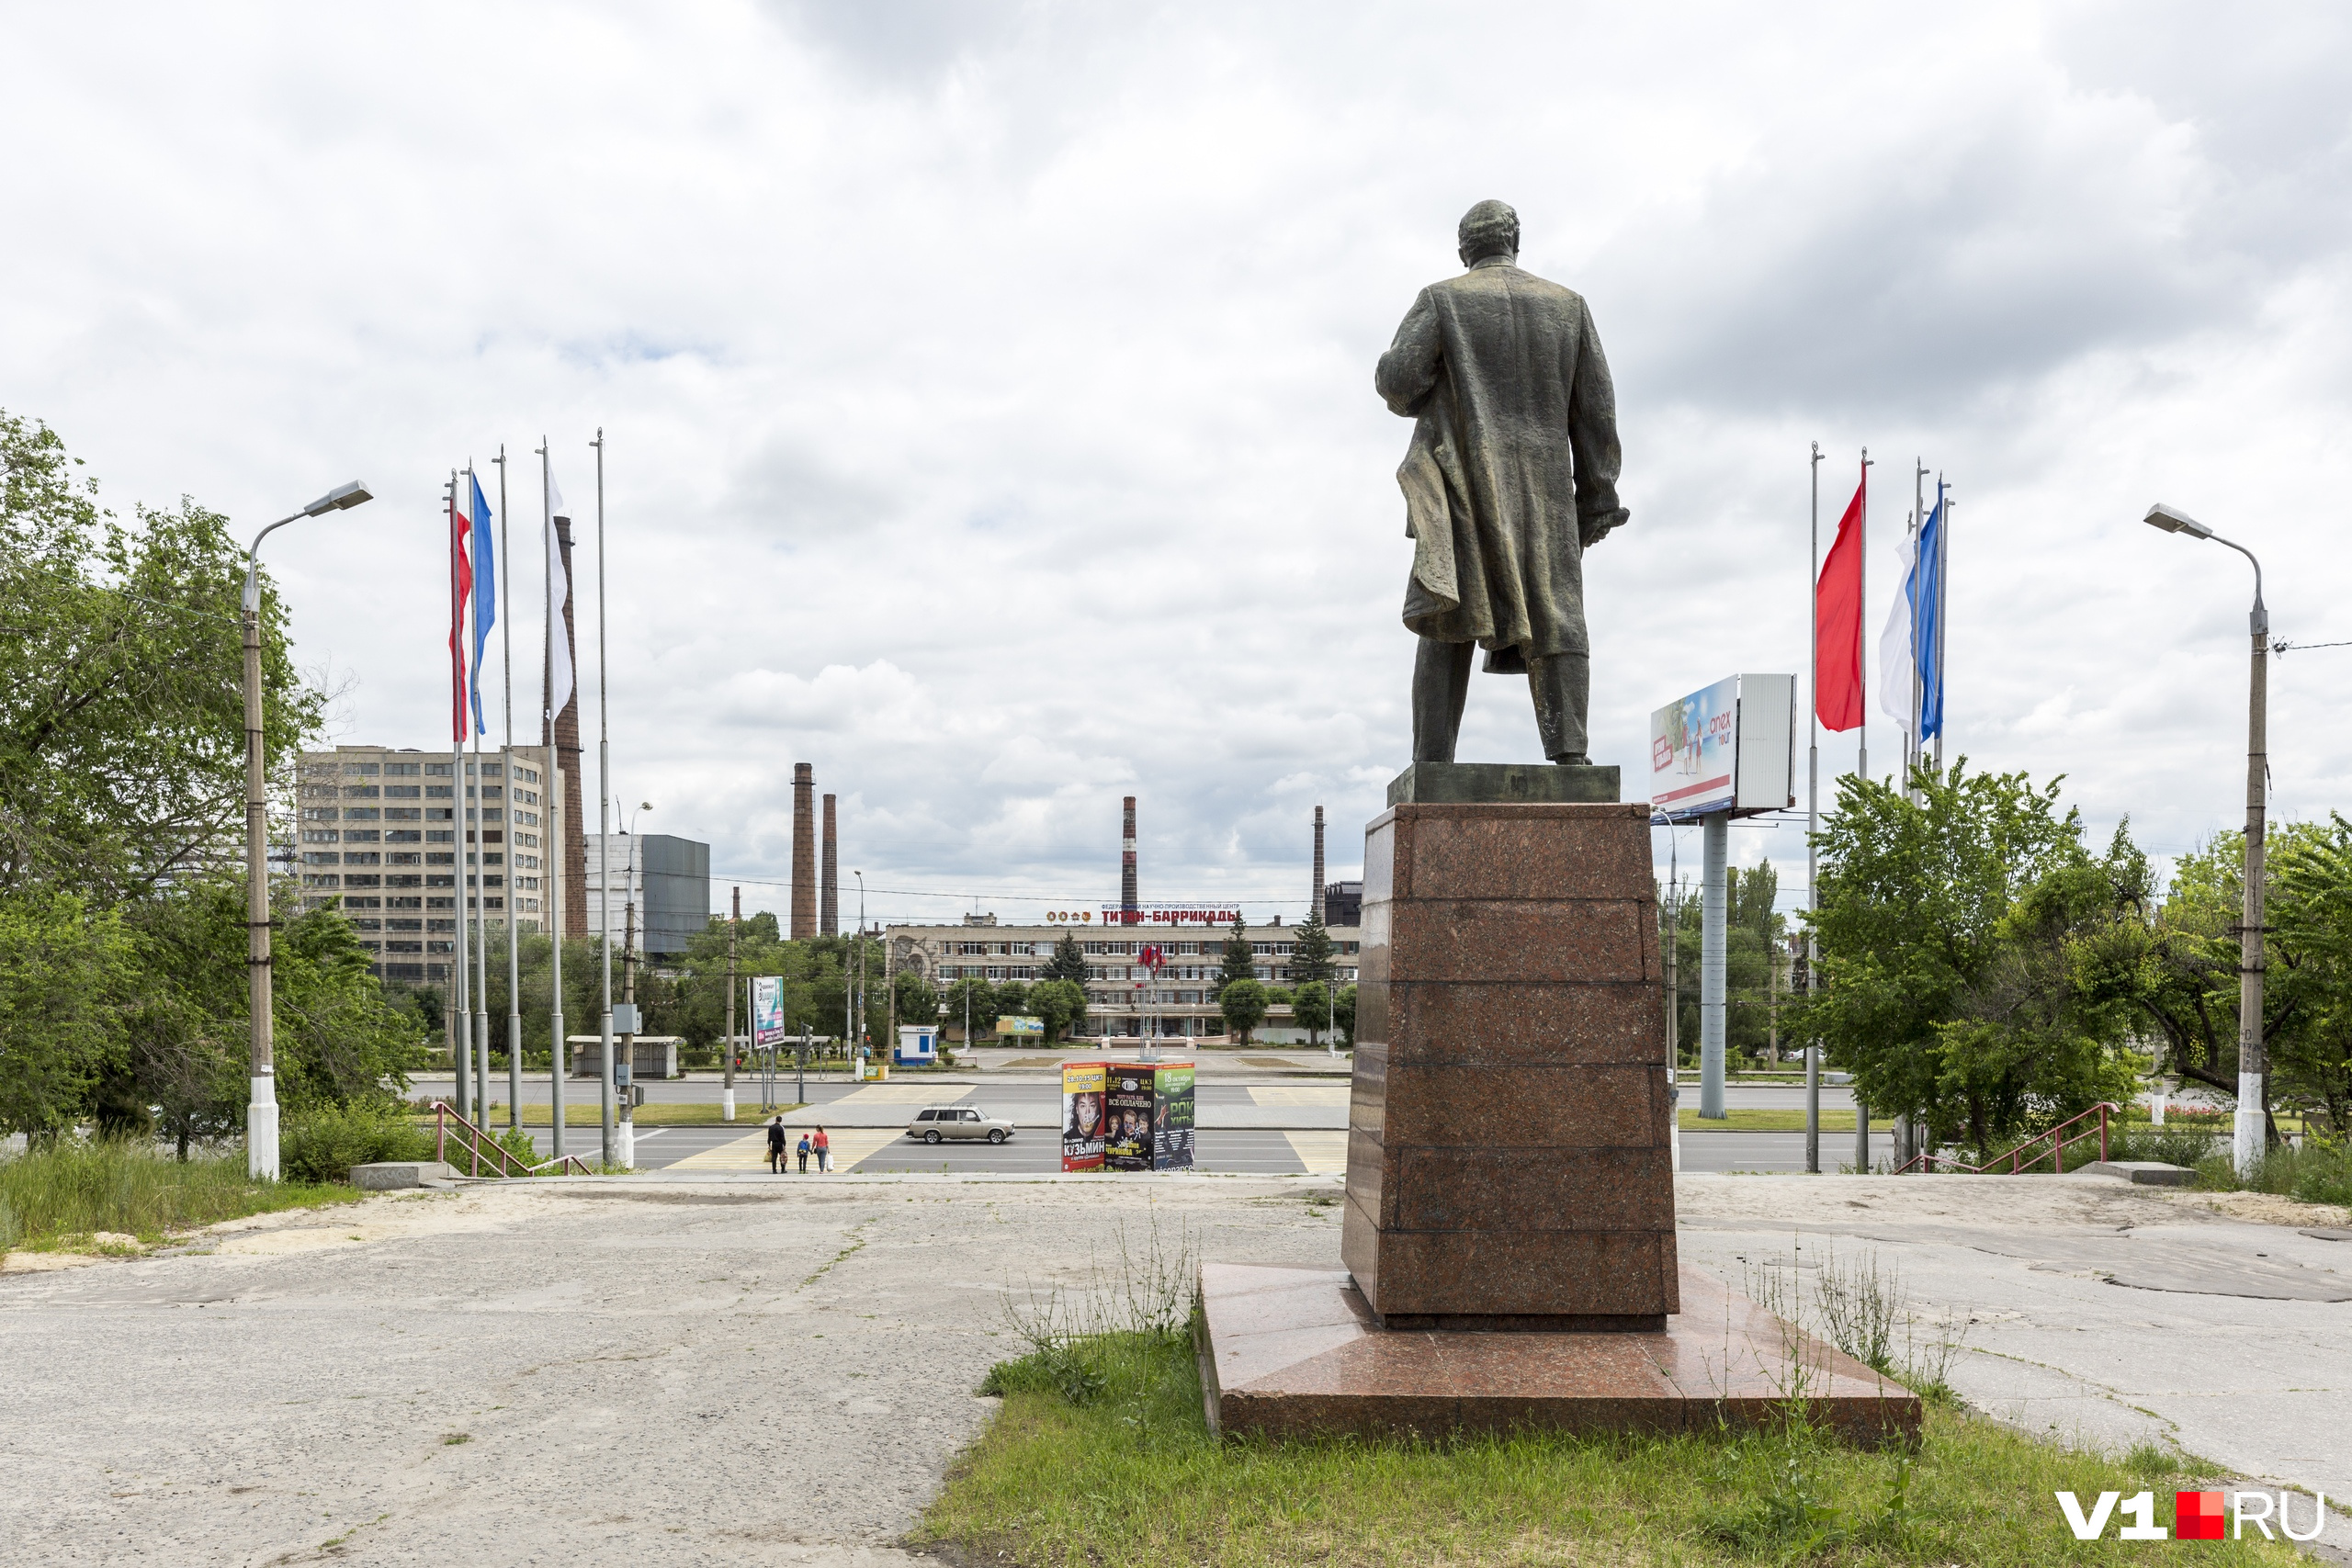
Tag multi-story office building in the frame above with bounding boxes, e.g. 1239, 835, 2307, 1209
583, 832, 712, 959
885, 915, 1363, 1043
294, 743, 554, 983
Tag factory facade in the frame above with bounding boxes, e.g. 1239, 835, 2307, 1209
886, 913, 1363, 1043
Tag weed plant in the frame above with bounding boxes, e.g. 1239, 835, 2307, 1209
0, 1139, 352, 1250
924, 1329, 2293, 1566
2191, 1139, 2352, 1207
280, 1100, 433, 1184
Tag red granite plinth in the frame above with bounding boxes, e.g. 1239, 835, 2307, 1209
1198, 1261, 1921, 1447
1343, 802, 1678, 1330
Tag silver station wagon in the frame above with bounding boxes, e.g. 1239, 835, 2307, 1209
906, 1106, 1015, 1145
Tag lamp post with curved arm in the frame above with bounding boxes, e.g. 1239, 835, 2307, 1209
244, 481, 372, 1179
2143, 502, 2268, 1177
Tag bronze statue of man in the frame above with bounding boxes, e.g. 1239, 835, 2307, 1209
1376, 200, 1628, 766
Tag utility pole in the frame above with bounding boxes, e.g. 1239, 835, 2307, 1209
619, 841, 638, 1165
723, 885, 739, 1122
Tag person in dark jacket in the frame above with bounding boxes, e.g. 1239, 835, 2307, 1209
766, 1116, 786, 1174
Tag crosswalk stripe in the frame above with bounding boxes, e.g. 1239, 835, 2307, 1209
1283, 1131, 1349, 1173
1251, 1086, 1351, 1106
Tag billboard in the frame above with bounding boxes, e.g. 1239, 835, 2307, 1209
1649, 673, 1796, 822
994, 1014, 1045, 1036
1152, 1063, 1195, 1171
751, 976, 786, 1048
1100, 1063, 1195, 1171
1060, 1061, 1106, 1171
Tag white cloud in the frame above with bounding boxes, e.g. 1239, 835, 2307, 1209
6, 0, 2350, 925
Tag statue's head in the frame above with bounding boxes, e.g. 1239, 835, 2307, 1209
1457, 200, 1520, 266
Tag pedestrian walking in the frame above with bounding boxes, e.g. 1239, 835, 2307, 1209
813, 1125, 831, 1173
796, 1133, 811, 1174
765, 1115, 786, 1174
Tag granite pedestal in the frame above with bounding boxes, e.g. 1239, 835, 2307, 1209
1197, 763, 1918, 1443
1198, 1261, 1920, 1447
1343, 789, 1675, 1330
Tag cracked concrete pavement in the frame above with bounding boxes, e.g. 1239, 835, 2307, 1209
4, 1169, 2344, 1564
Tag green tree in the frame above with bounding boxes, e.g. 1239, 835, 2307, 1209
2271, 815, 2352, 1134
0, 890, 133, 1138
943, 976, 1001, 1042
1042, 930, 1088, 986
1332, 984, 1357, 1047
1289, 908, 1337, 988
1216, 915, 1256, 995
993, 979, 1032, 1023
1220, 977, 1269, 1044
1291, 980, 1331, 1045
893, 969, 940, 1040
0, 411, 320, 900
1029, 978, 1088, 1043
1798, 761, 2125, 1153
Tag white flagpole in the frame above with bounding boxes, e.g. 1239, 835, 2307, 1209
1853, 447, 1871, 1173
1805, 441, 1822, 1175
1934, 479, 1951, 773
497, 446, 522, 1131
468, 464, 491, 1128
448, 468, 471, 1125
594, 428, 616, 1168
540, 438, 566, 1159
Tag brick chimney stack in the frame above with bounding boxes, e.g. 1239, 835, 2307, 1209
821, 793, 839, 936
790, 763, 816, 940
1312, 804, 1326, 923
1121, 795, 1138, 914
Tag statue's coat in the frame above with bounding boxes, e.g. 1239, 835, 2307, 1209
1376, 254, 1628, 674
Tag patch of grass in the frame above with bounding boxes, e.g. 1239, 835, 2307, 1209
921, 1330, 2296, 1566
0, 1140, 355, 1252
1680, 1109, 1892, 1133
2189, 1139, 2352, 1206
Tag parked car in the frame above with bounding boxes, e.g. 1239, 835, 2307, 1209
906, 1106, 1015, 1145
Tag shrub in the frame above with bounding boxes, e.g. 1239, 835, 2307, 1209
279, 1100, 431, 1185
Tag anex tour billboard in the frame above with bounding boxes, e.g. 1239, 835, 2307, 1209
1648, 673, 1796, 822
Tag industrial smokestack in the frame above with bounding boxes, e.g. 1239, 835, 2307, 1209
1312, 804, 1326, 922
791, 763, 816, 940
821, 794, 839, 936
1121, 795, 1137, 915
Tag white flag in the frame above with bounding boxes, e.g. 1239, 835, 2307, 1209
545, 471, 576, 727
1876, 525, 1917, 735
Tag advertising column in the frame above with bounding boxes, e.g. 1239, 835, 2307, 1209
1104, 1066, 1156, 1170
1060, 1061, 1105, 1172
1151, 1062, 1195, 1171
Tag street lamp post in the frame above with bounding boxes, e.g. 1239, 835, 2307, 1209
854, 870, 866, 1076
2143, 502, 2269, 1177
243, 480, 372, 1179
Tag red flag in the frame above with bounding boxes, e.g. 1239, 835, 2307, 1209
1815, 465, 1866, 731
447, 484, 473, 742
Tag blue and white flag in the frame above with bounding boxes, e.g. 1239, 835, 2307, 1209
1877, 525, 1917, 734
1915, 487, 1945, 740
468, 471, 496, 735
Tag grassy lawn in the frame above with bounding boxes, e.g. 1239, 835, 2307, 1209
1680, 1109, 1893, 1133
435, 1101, 807, 1127
920, 1331, 2298, 1567
1, 1141, 356, 1255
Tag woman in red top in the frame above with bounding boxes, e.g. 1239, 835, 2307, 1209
812, 1125, 831, 1173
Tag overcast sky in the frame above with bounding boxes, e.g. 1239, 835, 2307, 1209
9, 1, 2350, 927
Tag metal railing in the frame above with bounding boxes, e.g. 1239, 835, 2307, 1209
429, 1100, 594, 1178
1893, 1101, 2120, 1176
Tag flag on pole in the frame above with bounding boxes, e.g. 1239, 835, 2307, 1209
1877, 520, 1918, 734
448, 481, 473, 743
545, 470, 575, 725
468, 472, 496, 736
1916, 485, 1945, 740
1814, 466, 1867, 731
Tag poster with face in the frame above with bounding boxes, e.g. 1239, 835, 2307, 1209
1060, 1061, 1106, 1171
1152, 1063, 1195, 1171
1105, 1069, 1155, 1170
